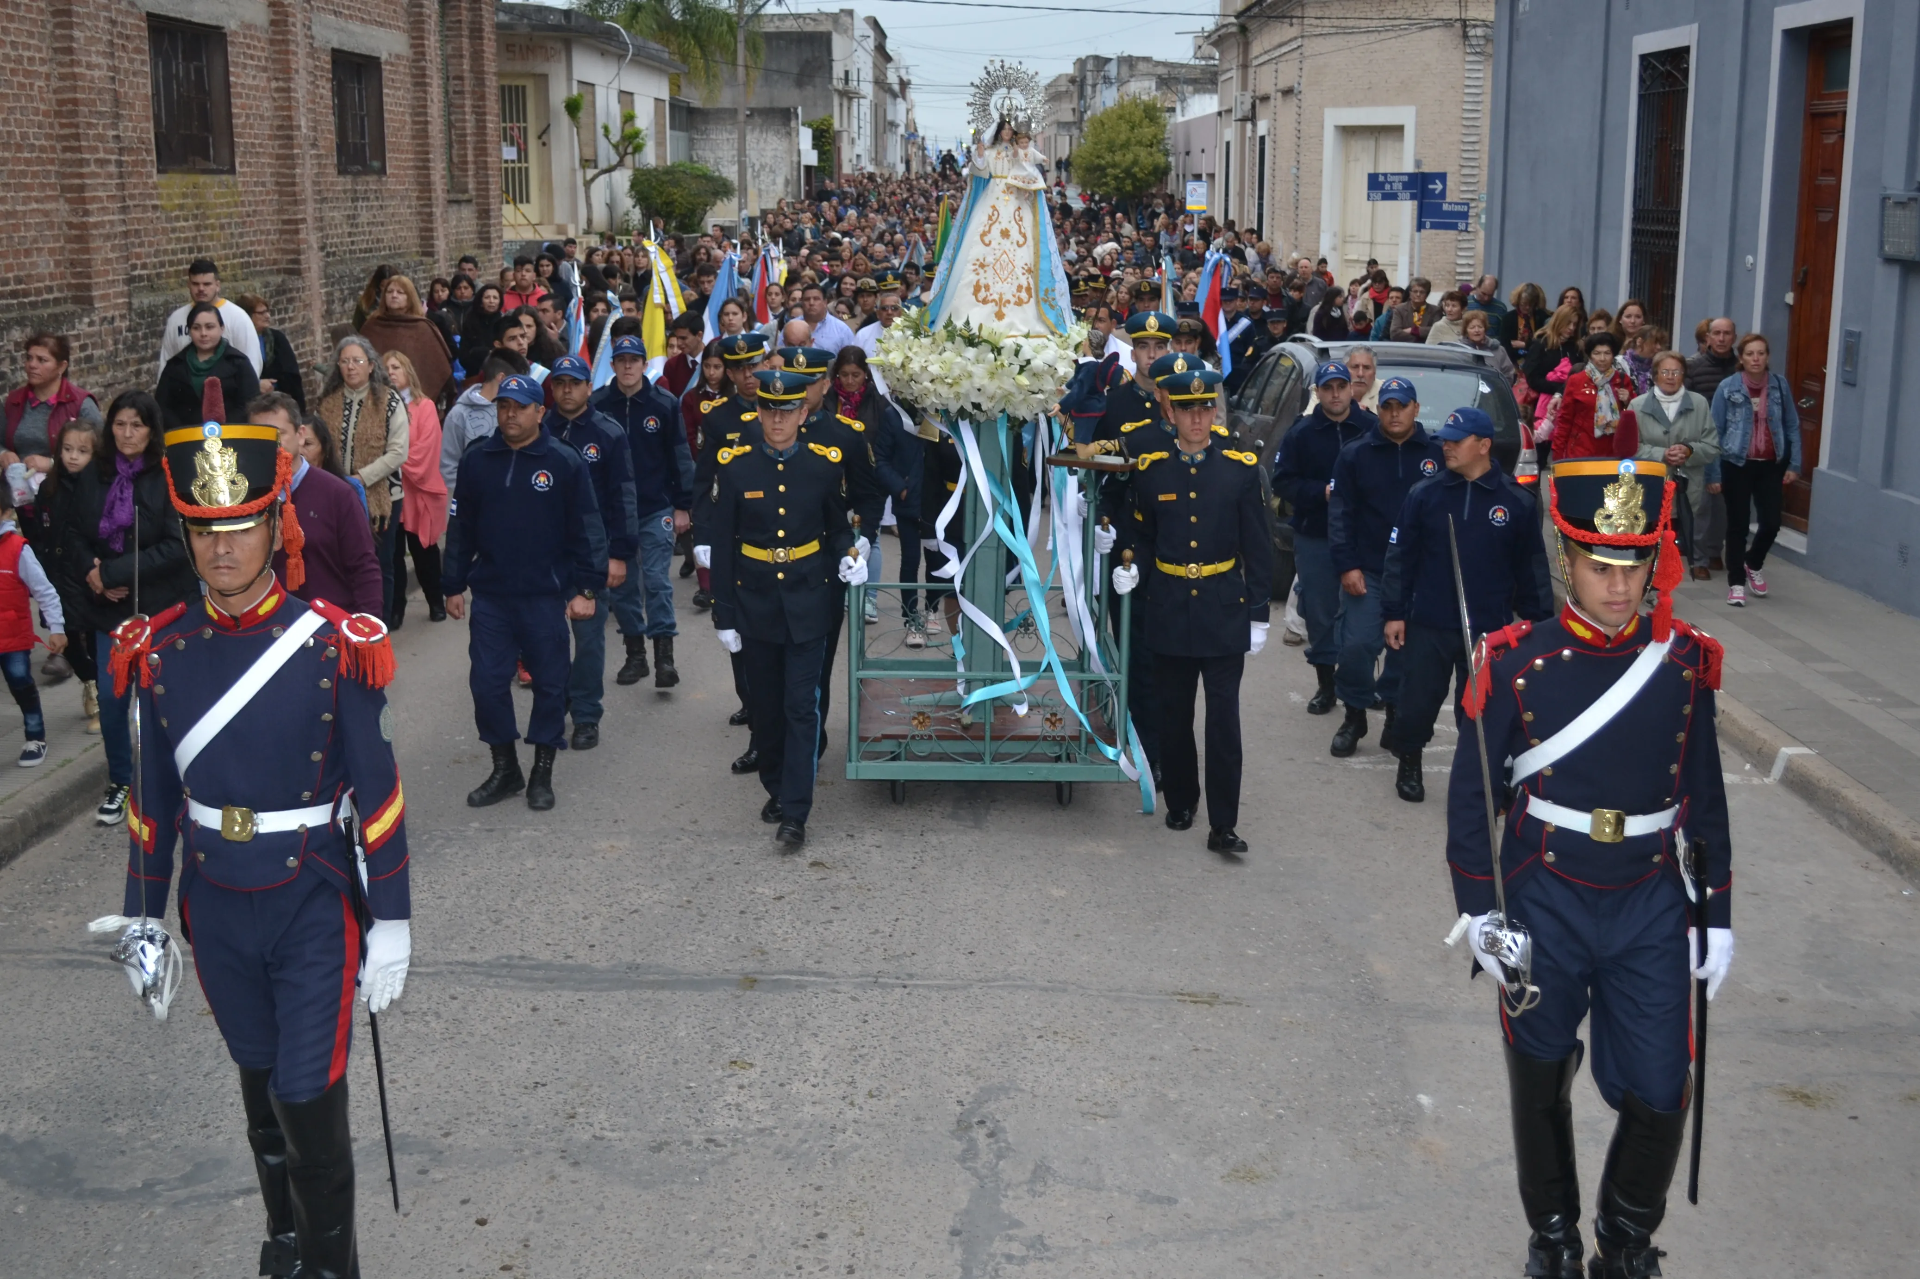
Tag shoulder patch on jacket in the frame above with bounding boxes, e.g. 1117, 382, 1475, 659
808, 442, 844, 463
1212, 424, 1229, 436
309, 599, 397, 690
1134, 451, 1170, 471
1463, 620, 1535, 720
106, 603, 189, 698
1223, 449, 1258, 465
1669, 617, 1724, 691
741, 411, 758, 421
700, 397, 728, 413
1119, 418, 1152, 433
717, 446, 749, 464
836, 414, 866, 432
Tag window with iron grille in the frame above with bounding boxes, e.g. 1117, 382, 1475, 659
148, 16, 234, 173
1628, 48, 1689, 332
332, 52, 388, 175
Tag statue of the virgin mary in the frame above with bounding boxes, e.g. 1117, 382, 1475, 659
924, 61, 1074, 338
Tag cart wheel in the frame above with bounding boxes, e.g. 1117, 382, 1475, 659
1055, 781, 1073, 807
890, 779, 906, 805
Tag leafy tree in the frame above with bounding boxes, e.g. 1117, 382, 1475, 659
1071, 96, 1170, 206
577, 0, 759, 101
563, 98, 647, 232
629, 162, 737, 233
804, 116, 834, 175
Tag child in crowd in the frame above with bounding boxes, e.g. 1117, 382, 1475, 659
38, 422, 101, 733
0, 492, 68, 765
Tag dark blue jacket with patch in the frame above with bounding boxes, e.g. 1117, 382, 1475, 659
443, 427, 607, 599
1328, 422, 1445, 575
546, 407, 639, 563
1271, 404, 1378, 538
591, 381, 695, 516
1381, 459, 1554, 633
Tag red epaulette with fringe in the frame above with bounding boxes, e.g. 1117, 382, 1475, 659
106, 603, 188, 698
1668, 617, 1723, 691
307, 599, 397, 690
1463, 620, 1534, 720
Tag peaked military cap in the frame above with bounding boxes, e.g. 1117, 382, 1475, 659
777, 346, 833, 380
755, 368, 813, 404
1149, 352, 1224, 403
720, 332, 770, 362
1125, 310, 1176, 338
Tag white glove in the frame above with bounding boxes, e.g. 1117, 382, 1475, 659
716, 627, 743, 654
1466, 913, 1507, 981
1075, 490, 1090, 523
838, 554, 869, 585
1110, 562, 1139, 595
1690, 927, 1735, 1001
852, 535, 871, 560
693, 544, 711, 569
359, 918, 411, 1014
1094, 523, 1117, 555
1248, 621, 1269, 655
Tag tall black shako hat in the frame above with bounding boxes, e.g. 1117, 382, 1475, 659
1548, 455, 1683, 638
163, 419, 307, 588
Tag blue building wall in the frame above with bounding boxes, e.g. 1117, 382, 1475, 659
1486, 0, 1920, 615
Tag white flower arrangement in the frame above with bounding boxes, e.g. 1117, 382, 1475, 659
871, 314, 1087, 422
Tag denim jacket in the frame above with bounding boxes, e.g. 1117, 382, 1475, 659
1706, 370, 1800, 483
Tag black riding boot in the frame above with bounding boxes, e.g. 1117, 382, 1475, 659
1329, 703, 1368, 756
615, 635, 649, 686
526, 745, 557, 811
1505, 1042, 1586, 1279
466, 742, 524, 807
1379, 701, 1399, 753
1307, 663, 1338, 714
271, 1078, 358, 1279
1589, 1091, 1687, 1278
239, 1067, 298, 1277
653, 636, 679, 688
1395, 749, 1425, 802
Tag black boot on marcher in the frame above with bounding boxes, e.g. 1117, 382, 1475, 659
1307, 663, 1338, 714
271, 1077, 357, 1279
615, 635, 649, 685
1505, 1042, 1587, 1279
1379, 702, 1399, 753
239, 1067, 298, 1277
1588, 1091, 1687, 1278
466, 743, 524, 807
653, 636, 680, 688
1329, 704, 1368, 757
1395, 750, 1425, 802
526, 745, 557, 811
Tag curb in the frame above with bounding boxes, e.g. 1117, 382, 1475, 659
1715, 691, 1920, 884
0, 744, 109, 873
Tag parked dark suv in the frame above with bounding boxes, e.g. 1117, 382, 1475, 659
1222, 338, 1527, 597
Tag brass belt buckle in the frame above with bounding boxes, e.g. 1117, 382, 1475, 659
1590, 808, 1626, 843
221, 805, 257, 842
772, 546, 791, 564
1185, 562, 1202, 579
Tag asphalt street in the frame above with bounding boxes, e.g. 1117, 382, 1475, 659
1, 558, 1915, 1277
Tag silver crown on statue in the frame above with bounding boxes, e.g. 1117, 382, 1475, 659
967, 60, 1046, 140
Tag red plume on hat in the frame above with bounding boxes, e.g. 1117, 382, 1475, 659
199, 374, 226, 425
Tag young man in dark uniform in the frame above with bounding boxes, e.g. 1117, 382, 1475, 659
1109, 353, 1274, 855
1447, 455, 1734, 1279
691, 332, 770, 757
103, 421, 410, 1278
1382, 406, 1553, 801
707, 368, 861, 849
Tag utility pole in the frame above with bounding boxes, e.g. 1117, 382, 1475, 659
735, 0, 748, 234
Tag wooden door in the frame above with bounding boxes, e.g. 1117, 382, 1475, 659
1337, 127, 1403, 281
1783, 24, 1850, 529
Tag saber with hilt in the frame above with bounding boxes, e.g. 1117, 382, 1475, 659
1686, 835, 1710, 1204
341, 800, 403, 1214
1446, 515, 1539, 1017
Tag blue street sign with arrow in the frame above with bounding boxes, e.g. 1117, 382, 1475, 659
1366, 172, 1421, 202
1421, 173, 1448, 203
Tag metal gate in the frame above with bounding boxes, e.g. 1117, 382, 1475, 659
1628, 49, 1689, 333
499, 82, 533, 209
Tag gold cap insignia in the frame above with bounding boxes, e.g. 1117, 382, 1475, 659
1190, 376, 1204, 394
1144, 315, 1160, 333
191, 429, 246, 507
793, 352, 809, 369
1594, 470, 1649, 536
1172, 355, 1188, 373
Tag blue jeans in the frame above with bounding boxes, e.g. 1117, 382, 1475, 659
96, 630, 131, 784
567, 596, 609, 726
611, 509, 677, 638
1333, 570, 1402, 710
2, 648, 44, 741
1292, 533, 1339, 667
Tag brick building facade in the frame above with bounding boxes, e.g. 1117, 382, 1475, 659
0, 0, 500, 398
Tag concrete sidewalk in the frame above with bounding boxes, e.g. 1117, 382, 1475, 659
1672, 560, 1920, 879
0, 663, 108, 870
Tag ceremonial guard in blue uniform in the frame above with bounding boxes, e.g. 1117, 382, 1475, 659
1447, 455, 1735, 1279
708, 369, 861, 849
103, 421, 409, 1278
692, 332, 769, 762
1109, 353, 1274, 855
1381, 406, 1553, 801
443, 373, 607, 811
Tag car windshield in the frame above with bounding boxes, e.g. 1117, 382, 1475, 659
1379, 364, 1519, 435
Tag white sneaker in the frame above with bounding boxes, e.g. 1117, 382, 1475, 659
1746, 568, 1768, 597
924, 611, 945, 634
863, 602, 879, 625
1727, 585, 1746, 607
17, 740, 47, 767
904, 614, 927, 649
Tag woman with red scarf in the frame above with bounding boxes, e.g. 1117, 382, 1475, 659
1551, 331, 1640, 460
829, 347, 915, 627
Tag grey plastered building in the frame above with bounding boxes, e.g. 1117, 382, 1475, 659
1484, 0, 1920, 615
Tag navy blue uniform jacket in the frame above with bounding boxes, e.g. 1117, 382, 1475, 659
1446, 609, 1732, 928
709, 442, 856, 644
444, 427, 607, 598
1328, 422, 1445, 576
122, 590, 410, 922
591, 381, 695, 516
546, 407, 640, 563
1132, 443, 1275, 656
1271, 404, 1377, 537
1381, 459, 1554, 632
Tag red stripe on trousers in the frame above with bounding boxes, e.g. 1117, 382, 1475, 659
330, 892, 359, 1087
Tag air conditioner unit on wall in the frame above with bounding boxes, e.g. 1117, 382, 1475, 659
1234, 92, 1254, 121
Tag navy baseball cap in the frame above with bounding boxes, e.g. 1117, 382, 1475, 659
611, 335, 646, 359
549, 355, 591, 382
1314, 360, 1352, 387
1377, 376, 1418, 405
495, 374, 544, 406
1435, 407, 1495, 440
